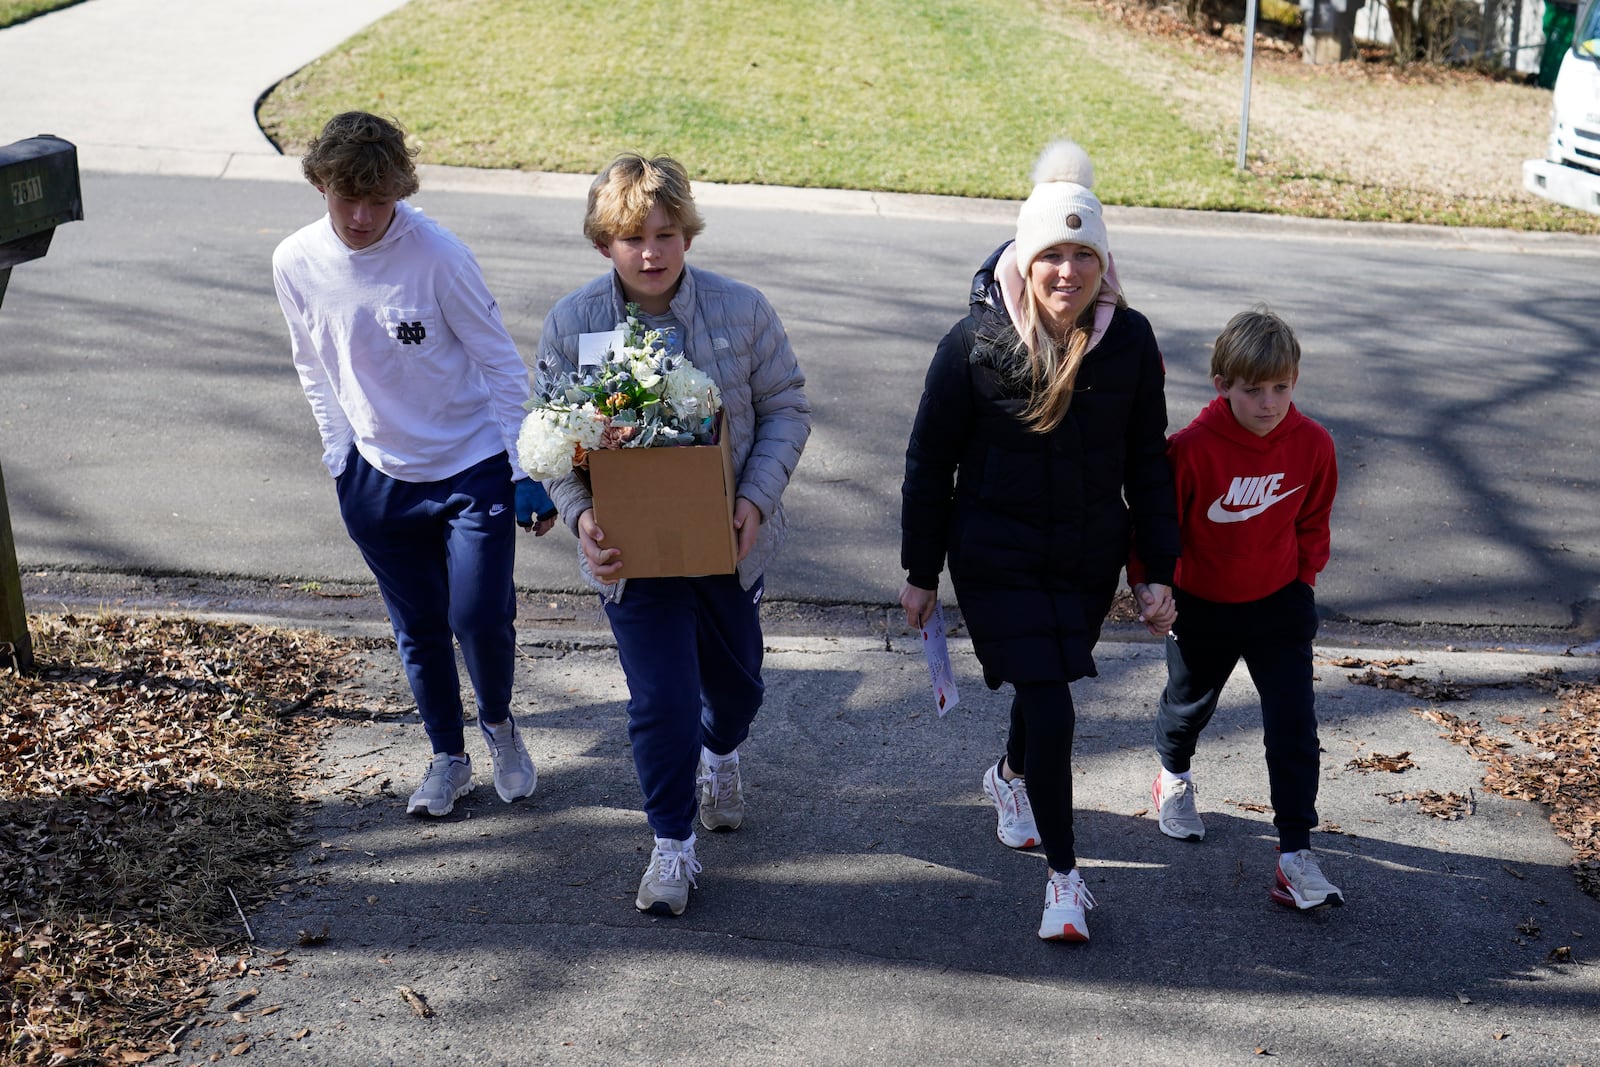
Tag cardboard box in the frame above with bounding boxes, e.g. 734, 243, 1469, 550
586, 423, 737, 580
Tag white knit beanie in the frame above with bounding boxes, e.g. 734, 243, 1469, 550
1013, 140, 1108, 275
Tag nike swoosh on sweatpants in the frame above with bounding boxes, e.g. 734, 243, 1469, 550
1205, 484, 1304, 524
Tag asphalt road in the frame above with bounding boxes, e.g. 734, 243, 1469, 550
4, 169, 1600, 633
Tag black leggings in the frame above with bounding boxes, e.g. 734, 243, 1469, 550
1005, 680, 1078, 874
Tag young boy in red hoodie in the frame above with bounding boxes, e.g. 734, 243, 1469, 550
1146, 307, 1344, 910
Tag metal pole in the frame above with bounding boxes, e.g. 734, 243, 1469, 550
1238, 0, 1260, 170
0, 460, 34, 672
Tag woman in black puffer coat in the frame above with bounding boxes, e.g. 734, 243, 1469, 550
900, 140, 1180, 943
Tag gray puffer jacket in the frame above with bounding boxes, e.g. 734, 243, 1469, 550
536, 265, 811, 600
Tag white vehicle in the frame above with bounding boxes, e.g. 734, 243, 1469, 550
1525, 0, 1600, 214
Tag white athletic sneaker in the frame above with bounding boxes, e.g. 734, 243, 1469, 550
697, 749, 745, 832
1039, 868, 1097, 942
406, 753, 473, 817
1271, 849, 1345, 910
982, 761, 1040, 849
1152, 769, 1205, 841
481, 718, 537, 803
635, 836, 702, 917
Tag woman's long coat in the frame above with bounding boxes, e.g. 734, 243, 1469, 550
901, 292, 1180, 688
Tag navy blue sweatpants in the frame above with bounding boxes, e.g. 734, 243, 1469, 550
605, 573, 765, 840
1154, 580, 1321, 852
336, 447, 518, 756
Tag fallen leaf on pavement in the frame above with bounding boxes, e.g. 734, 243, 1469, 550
1347, 750, 1416, 773
397, 985, 435, 1018
296, 925, 330, 946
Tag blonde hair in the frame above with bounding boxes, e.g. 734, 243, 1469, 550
1014, 277, 1116, 433
582, 154, 706, 246
301, 112, 420, 201
1211, 306, 1301, 385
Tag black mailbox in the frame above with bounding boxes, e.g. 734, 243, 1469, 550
2, 134, 82, 673
0, 135, 83, 303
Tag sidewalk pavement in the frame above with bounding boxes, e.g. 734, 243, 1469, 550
160, 605, 1599, 1067
4, 3, 1597, 1064
1, 0, 410, 170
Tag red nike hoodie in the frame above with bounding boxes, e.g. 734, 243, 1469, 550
1165, 395, 1338, 604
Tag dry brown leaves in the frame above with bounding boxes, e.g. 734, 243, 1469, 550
1413, 706, 1513, 759
1347, 750, 1417, 773
1479, 680, 1600, 897
1349, 668, 1472, 702
1325, 655, 1413, 669
1378, 788, 1473, 819
1395, 668, 1600, 898
0, 613, 371, 1066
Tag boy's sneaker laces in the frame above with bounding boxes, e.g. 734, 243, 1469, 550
406, 753, 473, 817
636, 837, 702, 917
1152, 770, 1205, 841
481, 719, 537, 803
697, 752, 745, 831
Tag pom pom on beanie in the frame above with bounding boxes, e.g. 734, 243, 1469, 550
1014, 139, 1109, 275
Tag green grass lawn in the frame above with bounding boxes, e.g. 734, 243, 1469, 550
260, 0, 1265, 212
0, 0, 80, 28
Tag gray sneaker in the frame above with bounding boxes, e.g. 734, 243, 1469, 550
406, 753, 473, 816
481, 718, 537, 803
1152, 770, 1205, 841
635, 836, 701, 916
697, 751, 745, 831
1272, 849, 1345, 910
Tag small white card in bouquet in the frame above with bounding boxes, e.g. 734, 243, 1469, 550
577, 329, 623, 368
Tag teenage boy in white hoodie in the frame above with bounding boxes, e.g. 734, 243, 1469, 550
272, 111, 553, 817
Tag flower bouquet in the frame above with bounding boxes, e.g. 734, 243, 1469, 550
518, 305, 722, 481
521, 305, 737, 579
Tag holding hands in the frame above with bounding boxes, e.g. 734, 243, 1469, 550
1134, 582, 1176, 636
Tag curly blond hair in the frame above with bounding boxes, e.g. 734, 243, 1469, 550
300, 112, 420, 201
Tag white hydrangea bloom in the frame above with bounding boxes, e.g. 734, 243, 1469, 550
517, 407, 605, 479
517, 408, 575, 480
662, 363, 721, 424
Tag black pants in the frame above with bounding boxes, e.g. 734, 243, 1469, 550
1154, 581, 1321, 852
1006, 681, 1078, 873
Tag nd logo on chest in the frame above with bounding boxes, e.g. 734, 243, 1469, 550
396, 321, 427, 345
1207, 472, 1303, 524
